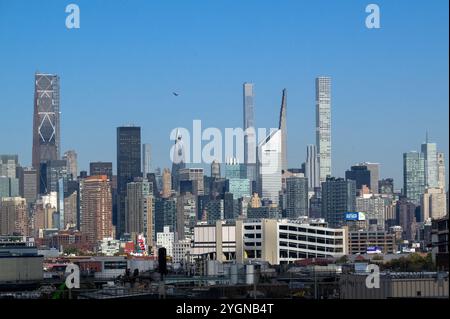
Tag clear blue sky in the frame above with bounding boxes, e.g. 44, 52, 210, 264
0, 0, 448, 188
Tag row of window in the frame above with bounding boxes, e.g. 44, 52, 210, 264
279, 225, 342, 237
279, 241, 343, 253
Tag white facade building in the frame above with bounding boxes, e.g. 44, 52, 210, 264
156, 226, 175, 257
258, 129, 282, 206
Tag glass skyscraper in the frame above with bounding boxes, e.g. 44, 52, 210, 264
316, 77, 331, 183
117, 126, 141, 238
403, 151, 425, 205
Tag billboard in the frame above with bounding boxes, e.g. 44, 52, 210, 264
345, 212, 366, 221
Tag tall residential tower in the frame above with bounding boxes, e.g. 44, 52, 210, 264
315, 77, 331, 183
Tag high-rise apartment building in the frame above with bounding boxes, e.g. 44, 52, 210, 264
321, 177, 356, 228
161, 168, 172, 198
116, 126, 141, 237
243, 83, 257, 185
80, 175, 113, 244
305, 145, 320, 191
0, 197, 28, 236
142, 143, 151, 178
316, 77, 331, 183
286, 177, 309, 219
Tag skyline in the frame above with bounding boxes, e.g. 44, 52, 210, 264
0, 0, 448, 186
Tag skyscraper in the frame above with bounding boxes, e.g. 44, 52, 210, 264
171, 129, 186, 193
421, 140, 438, 188
211, 160, 221, 179
345, 165, 371, 191
90, 162, 113, 180
18, 167, 38, 206
179, 168, 204, 197
63, 150, 78, 180
403, 151, 425, 205
362, 162, 380, 194
305, 145, 320, 191
437, 152, 446, 190
278, 89, 288, 173
80, 175, 113, 245
286, 176, 309, 219
161, 168, 172, 198
142, 143, 152, 178
316, 77, 331, 183
117, 126, 141, 238
243, 83, 257, 187
321, 177, 356, 228
258, 129, 282, 206
125, 178, 153, 242
32, 73, 60, 172
0, 197, 28, 236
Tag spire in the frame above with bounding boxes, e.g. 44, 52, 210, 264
278, 89, 288, 172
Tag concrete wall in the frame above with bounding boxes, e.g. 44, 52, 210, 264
0, 256, 43, 282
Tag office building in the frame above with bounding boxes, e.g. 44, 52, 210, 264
39, 159, 68, 195
179, 168, 204, 196
63, 150, 78, 180
224, 157, 247, 179
161, 168, 172, 198
379, 178, 394, 195
117, 126, 141, 237
316, 77, 332, 183
345, 165, 371, 191
211, 160, 221, 179
0, 155, 18, 178
90, 162, 113, 180
258, 129, 282, 206
32, 73, 60, 174
305, 145, 320, 191
17, 167, 38, 206
403, 151, 425, 205
421, 141, 438, 188
226, 178, 251, 199
80, 175, 113, 245
321, 177, 356, 228
125, 178, 154, 244
171, 129, 186, 192
285, 177, 309, 219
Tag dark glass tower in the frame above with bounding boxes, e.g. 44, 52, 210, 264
32, 73, 60, 192
117, 126, 141, 238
